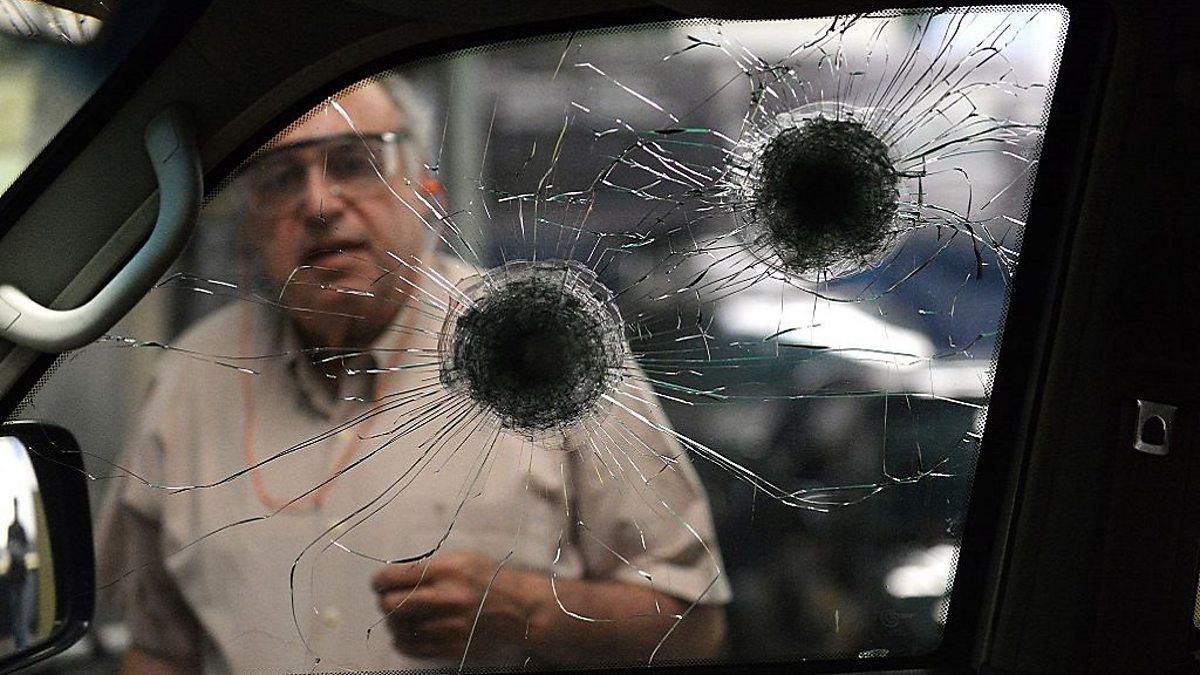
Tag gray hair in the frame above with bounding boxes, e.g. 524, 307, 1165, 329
372, 72, 436, 180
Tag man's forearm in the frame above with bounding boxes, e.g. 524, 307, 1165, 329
508, 570, 726, 666
373, 551, 726, 666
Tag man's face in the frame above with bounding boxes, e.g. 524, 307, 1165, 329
245, 84, 433, 345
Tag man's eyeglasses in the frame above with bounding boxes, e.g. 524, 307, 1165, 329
240, 130, 414, 217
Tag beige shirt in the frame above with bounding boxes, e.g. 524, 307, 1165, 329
97, 267, 731, 673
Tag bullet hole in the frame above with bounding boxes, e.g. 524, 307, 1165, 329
749, 115, 900, 279
440, 260, 627, 436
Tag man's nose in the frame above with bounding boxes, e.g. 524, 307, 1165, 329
295, 163, 347, 222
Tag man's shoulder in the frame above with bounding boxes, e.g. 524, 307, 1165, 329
146, 302, 281, 394
170, 301, 274, 355
133, 302, 283, 432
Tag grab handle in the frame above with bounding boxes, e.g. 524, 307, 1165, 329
0, 107, 201, 352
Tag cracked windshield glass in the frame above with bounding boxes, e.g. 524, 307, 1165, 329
20, 6, 1066, 672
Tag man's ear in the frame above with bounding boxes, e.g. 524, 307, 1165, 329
417, 177, 448, 249
420, 178, 447, 212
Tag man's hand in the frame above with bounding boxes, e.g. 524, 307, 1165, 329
373, 550, 726, 667
371, 551, 531, 661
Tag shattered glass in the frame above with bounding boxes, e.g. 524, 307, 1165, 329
19, 5, 1067, 671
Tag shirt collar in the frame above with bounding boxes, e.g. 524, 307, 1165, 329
276, 255, 475, 418
279, 319, 399, 419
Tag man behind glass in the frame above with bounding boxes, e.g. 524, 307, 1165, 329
99, 77, 730, 674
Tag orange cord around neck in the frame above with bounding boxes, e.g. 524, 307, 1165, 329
240, 302, 406, 513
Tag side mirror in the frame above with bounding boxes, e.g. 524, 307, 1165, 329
0, 423, 93, 674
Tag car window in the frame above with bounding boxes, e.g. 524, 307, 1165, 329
18, 5, 1068, 671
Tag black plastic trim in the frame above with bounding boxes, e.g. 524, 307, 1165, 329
942, 2, 1116, 668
